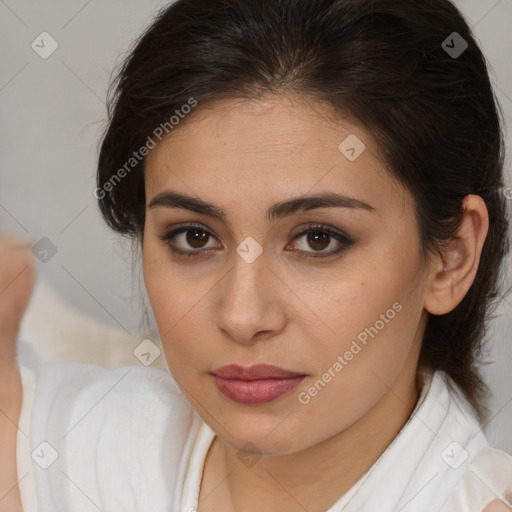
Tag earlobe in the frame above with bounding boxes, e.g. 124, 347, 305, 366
423, 195, 489, 316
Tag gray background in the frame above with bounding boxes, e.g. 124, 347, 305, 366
1, 0, 511, 452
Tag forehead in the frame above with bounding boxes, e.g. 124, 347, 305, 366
143, 93, 408, 215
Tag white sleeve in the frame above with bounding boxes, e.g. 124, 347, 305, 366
17, 359, 196, 512
439, 447, 512, 511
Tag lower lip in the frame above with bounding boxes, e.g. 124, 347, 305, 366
214, 375, 306, 405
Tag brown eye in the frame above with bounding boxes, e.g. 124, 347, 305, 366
185, 229, 210, 249
287, 224, 354, 258
306, 231, 331, 251
158, 224, 220, 257
158, 222, 354, 260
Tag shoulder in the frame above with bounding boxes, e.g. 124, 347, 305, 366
32, 358, 190, 412
433, 373, 512, 511
24, 361, 197, 511
439, 447, 512, 511
29, 360, 194, 436
391, 371, 505, 512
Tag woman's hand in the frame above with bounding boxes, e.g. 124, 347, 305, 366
0, 235, 36, 354
0, 234, 36, 512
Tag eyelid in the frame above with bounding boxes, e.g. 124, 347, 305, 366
288, 223, 352, 243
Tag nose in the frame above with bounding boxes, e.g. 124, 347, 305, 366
215, 252, 287, 345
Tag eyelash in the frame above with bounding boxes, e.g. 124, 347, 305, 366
157, 222, 354, 260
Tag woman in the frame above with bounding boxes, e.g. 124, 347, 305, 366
1, 0, 511, 510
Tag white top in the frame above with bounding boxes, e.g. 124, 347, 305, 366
16, 360, 512, 512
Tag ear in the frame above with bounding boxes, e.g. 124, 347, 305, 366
423, 195, 489, 316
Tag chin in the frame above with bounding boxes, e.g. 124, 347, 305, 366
212, 410, 310, 455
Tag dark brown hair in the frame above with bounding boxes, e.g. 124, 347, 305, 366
97, 0, 510, 421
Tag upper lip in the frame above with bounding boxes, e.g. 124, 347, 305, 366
212, 364, 306, 380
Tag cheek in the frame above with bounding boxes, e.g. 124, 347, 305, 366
291, 271, 405, 354
297, 267, 424, 409
142, 240, 182, 335
297, 265, 421, 381
294, 293, 418, 435
142, 241, 216, 368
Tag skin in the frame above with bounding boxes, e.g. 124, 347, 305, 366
0, 236, 35, 512
483, 500, 512, 511
142, 92, 489, 512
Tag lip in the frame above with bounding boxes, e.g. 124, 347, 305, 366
212, 364, 305, 380
212, 364, 307, 405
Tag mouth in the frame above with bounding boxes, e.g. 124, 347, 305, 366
211, 364, 307, 405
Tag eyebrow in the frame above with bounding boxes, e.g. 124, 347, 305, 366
148, 190, 376, 222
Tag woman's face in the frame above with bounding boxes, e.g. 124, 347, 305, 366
143, 93, 433, 455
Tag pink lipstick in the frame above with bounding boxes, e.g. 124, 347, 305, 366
212, 364, 306, 405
